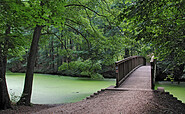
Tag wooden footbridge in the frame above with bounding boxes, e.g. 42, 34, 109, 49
107, 56, 157, 90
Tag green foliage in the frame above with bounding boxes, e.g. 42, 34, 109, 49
0, 0, 27, 58
11, 0, 66, 29
59, 59, 103, 79
117, 0, 185, 79
5, 0, 151, 79
164, 75, 174, 82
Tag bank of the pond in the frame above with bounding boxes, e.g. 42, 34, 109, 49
155, 81, 185, 103
6, 72, 115, 104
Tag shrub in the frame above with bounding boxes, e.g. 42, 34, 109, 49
58, 59, 104, 79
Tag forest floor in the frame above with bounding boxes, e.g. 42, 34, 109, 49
1, 90, 185, 114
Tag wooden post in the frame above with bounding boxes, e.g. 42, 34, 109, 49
151, 61, 154, 89
150, 56, 156, 89
115, 65, 119, 87
143, 57, 146, 65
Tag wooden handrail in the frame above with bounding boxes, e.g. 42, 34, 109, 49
150, 56, 156, 89
115, 56, 146, 87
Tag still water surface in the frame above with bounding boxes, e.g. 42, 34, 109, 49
6, 72, 115, 104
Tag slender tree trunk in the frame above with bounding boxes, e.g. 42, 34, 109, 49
17, 25, 42, 106
61, 44, 64, 64
0, 26, 12, 110
50, 37, 54, 73
68, 39, 73, 62
64, 38, 67, 63
44, 45, 49, 69
56, 45, 59, 73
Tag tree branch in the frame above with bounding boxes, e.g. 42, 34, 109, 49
64, 23, 90, 50
65, 18, 85, 27
52, 33, 69, 55
65, 4, 106, 17
43, 30, 70, 55
85, 9, 96, 34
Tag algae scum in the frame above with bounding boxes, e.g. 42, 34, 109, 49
6, 72, 185, 104
6, 72, 115, 104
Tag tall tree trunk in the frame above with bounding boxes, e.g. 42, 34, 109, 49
0, 52, 11, 110
17, 25, 42, 106
0, 26, 12, 110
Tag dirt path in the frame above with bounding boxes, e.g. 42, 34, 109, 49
35, 90, 185, 114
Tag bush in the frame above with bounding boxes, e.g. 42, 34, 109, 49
58, 59, 104, 79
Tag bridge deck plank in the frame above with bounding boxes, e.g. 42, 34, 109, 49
118, 66, 151, 89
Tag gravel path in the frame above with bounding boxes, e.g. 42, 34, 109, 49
35, 90, 185, 114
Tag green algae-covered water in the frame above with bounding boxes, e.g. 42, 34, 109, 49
155, 81, 185, 103
6, 72, 115, 104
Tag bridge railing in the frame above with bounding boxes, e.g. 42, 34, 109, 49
115, 56, 146, 87
150, 56, 157, 89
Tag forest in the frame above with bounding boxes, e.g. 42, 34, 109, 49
0, 0, 185, 110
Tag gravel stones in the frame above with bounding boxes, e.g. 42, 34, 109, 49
35, 90, 185, 114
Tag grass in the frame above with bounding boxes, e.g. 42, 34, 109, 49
155, 81, 185, 103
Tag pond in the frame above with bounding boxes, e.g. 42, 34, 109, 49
6, 72, 115, 104
155, 81, 185, 103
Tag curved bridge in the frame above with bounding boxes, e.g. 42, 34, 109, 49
108, 56, 156, 90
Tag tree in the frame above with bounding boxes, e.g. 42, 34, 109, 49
118, 0, 185, 80
0, 0, 25, 109
0, 1, 12, 109
56, 0, 140, 77
0, 26, 12, 110
7, 0, 147, 78
16, 0, 66, 105
0, 26, 25, 110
